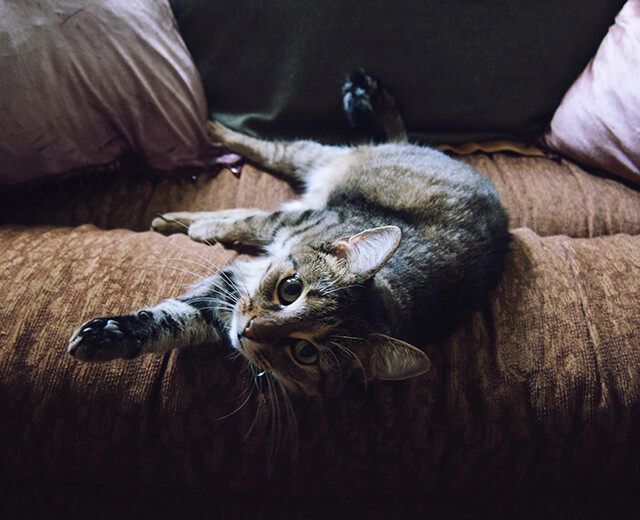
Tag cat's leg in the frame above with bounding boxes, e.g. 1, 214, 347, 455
208, 121, 351, 184
185, 209, 325, 249
68, 269, 236, 362
156, 207, 326, 250
151, 208, 266, 236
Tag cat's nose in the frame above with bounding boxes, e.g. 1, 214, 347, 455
241, 318, 288, 343
242, 319, 256, 340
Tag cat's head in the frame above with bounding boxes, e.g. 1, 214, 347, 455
228, 226, 431, 397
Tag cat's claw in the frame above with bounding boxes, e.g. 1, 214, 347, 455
68, 317, 141, 362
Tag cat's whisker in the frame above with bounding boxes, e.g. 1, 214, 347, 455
242, 366, 269, 443
145, 263, 208, 281
162, 235, 231, 270
217, 265, 249, 299
320, 283, 363, 296
266, 374, 281, 463
225, 349, 243, 361
274, 376, 299, 455
178, 299, 237, 317
149, 261, 245, 313
183, 295, 239, 310
242, 402, 262, 443
226, 262, 253, 299
216, 386, 255, 421
160, 232, 249, 298
325, 347, 345, 379
152, 256, 219, 276
184, 280, 241, 304
319, 270, 347, 292
167, 244, 252, 310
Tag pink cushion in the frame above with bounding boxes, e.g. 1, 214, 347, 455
540, 0, 640, 185
0, 0, 230, 186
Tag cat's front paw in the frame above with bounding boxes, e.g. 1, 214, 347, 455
185, 208, 266, 244
68, 317, 142, 362
151, 212, 195, 235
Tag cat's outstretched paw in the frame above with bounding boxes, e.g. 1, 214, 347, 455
68, 317, 142, 362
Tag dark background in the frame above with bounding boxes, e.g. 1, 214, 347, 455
170, 0, 624, 144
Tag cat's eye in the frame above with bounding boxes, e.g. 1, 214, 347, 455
292, 340, 318, 365
277, 274, 303, 305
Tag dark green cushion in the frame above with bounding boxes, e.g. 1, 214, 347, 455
171, 0, 625, 144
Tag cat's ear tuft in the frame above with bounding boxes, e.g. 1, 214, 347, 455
331, 226, 402, 278
366, 333, 430, 381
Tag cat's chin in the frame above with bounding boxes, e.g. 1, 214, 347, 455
231, 335, 269, 371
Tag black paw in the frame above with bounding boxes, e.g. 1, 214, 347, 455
68, 317, 142, 362
342, 70, 406, 143
342, 70, 381, 107
342, 70, 387, 142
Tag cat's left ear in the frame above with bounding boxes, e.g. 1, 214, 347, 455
365, 333, 431, 381
331, 225, 402, 279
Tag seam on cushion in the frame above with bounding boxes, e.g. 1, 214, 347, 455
564, 160, 596, 238
559, 239, 603, 414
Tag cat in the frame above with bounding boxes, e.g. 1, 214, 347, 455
68, 71, 511, 398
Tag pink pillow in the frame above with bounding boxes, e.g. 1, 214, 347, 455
540, 0, 640, 185
0, 0, 231, 186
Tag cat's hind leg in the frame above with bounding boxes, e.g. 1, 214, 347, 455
207, 121, 351, 186
342, 70, 407, 143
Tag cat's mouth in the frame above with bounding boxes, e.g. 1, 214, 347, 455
235, 335, 272, 387
234, 334, 273, 372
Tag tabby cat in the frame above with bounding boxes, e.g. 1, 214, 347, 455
68, 72, 511, 397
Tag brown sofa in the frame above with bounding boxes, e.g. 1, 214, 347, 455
2, 151, 640, 518
2, 1, 640, 518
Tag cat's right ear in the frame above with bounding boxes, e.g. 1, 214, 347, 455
331, 226, 402, 279
365, 333, 431, 381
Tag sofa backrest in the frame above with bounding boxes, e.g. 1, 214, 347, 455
171, 0, 625, 144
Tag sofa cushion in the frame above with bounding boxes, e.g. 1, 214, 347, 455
540, 0, 640, 185
1, 224, 640, 516
0, 0, 232, 187
2, 155, 639, 239
171, 0, 625, 144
